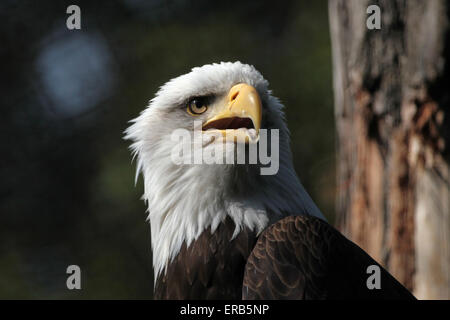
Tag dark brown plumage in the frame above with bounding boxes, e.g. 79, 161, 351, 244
242, 215, 416, 300
154, 215, 415, 300
154, 217, 258, 299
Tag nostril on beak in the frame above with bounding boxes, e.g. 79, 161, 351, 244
230, 91, 239, 102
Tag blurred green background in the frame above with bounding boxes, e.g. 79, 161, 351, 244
0, 0, 334, 298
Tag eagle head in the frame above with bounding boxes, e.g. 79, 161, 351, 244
125, 62, 323, 279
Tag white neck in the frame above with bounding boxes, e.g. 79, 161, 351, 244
135, 136, 324, 280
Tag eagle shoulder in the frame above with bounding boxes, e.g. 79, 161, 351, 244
242, 215, 416, 300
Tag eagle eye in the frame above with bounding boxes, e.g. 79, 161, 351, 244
187, 97, 208, 115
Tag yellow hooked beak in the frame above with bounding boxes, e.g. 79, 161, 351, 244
202, 83, 262, 143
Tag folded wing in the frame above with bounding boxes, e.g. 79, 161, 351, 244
242, 215, 416, 300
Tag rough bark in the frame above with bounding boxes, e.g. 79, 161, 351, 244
329, 0, 450, 299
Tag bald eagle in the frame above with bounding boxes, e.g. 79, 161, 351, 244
125, 62, 415, 300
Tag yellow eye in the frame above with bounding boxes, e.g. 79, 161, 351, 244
187, 98, 208, 115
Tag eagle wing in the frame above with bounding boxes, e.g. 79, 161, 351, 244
242, 215, 416, 299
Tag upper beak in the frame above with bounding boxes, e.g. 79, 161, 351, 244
202, 83, 262, 142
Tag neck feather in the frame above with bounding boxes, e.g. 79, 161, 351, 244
137, 140, 324, 280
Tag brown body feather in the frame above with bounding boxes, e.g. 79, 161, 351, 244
154, 215, 415, 300
242, 215, 416, 299
154, 217, 258, 299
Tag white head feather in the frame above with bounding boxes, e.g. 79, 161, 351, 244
125, 62, 324, 280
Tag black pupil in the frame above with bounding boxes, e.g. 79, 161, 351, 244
190, 97, 206, 113
192, 100, 200, 108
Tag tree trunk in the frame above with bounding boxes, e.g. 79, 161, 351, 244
329, 0, 450, 299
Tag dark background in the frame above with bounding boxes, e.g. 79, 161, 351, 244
0, 0, 334, 299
